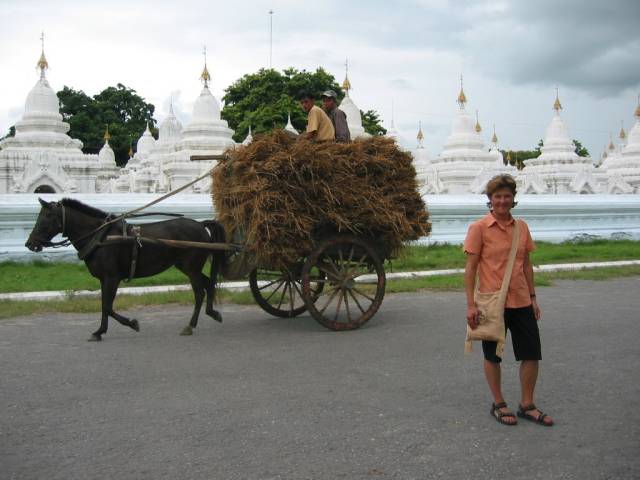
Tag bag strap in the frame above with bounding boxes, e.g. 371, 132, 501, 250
498, 219, 520, 302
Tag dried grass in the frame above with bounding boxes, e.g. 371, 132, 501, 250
212, 131, 431, 269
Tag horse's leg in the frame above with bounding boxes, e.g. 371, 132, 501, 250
109, 309, 140, 333
179, 271, 206, 336
203, 272, 222, 323
89, 277, 116, 341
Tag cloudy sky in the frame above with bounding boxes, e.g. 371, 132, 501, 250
1, 0, 639, 157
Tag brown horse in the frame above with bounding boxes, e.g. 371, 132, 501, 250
26, 198, 226, 341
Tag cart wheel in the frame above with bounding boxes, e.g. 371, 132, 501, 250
301, 236, 386, 330
249, 266, 325, 318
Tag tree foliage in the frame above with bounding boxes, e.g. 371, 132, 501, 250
221, 67, 386, 142
572, 139, 589, 157
57, 84, 156, 165
361, 110, 387, 136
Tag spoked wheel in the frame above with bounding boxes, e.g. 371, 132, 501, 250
249, 266, 325, 318
301, 236, 386, 331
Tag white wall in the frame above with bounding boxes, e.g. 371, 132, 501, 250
2, 193, 640, 262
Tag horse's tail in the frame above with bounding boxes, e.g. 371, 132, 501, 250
201, 220, 227, 302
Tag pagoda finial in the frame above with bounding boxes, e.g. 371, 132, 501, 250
553, 85, 562, 112
200, 45, 211, 87
128, 141, 134, 159
36, 31, 49, 78
342, 58, 351, 95
635, 94, 640, 119
104, 125, 111, 142
491, 124, 498, 144
417, 121, 424, 148
475, 110, 482, 133
619, 120, 626, 140
608, 133, 615, 151
457, 74, 467, 108
390, 100, 395, 129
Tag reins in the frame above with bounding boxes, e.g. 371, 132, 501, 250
37, 167, 215, 249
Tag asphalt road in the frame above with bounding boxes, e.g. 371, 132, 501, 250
1, 278, 639, 480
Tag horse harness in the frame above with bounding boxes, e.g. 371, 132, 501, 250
50, 203, 182, 282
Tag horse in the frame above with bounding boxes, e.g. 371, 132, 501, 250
25, 198, 227, 341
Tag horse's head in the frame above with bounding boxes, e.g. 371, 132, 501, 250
25, 198, 64, 252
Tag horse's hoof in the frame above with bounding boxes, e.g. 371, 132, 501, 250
88, 334, 102, 342
180, 326, 193, 336
213, 312, 223, 323
130, 319, 140, 332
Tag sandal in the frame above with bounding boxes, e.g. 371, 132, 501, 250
490, 402, 517, 426
517, 404, 553, 426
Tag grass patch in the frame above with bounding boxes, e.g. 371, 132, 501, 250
1, 239, 639, 294
2, 266, 639, 320
0, 288, 256, 320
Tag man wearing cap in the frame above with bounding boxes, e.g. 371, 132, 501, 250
298, 91, 335, 142
321, 90, 351, 143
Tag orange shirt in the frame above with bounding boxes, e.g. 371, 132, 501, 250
464, 213, 535, 308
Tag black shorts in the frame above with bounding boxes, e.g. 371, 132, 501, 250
482, 305, 542, 363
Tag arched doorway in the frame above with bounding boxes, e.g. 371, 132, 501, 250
34, 185, 56, 193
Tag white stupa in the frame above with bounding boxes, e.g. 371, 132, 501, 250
386, 102, 400, 141
469, 124, 517, 193
242, 125, 254, 145
0, 37, 101, 193
427, 78, 496, 193
95, 127, 119, 192
339, 62, 369, 140
603, 102, 640, 193
412, 122, 431, 193
284, 114, 298, 134
520, 90, 595, 193
129, 52, 236, 192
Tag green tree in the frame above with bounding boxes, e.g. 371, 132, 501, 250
361, 110, 387, 136
536, 138, 589, 157
573, 139, 589, 157
221, 67, 385, 142
0, 125, 15, 141
57, 84, 156, 165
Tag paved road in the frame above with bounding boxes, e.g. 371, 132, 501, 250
1, 278, 639, 480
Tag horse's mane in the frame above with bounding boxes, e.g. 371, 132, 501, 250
61, 198, 110, 219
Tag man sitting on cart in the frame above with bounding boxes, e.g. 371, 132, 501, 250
321, 90, 351, 143
299, 91, 335, 142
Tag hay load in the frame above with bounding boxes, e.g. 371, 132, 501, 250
212, 130, 431, 269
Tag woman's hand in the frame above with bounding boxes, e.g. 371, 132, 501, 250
532, 298, 541, 321
466, 305, 480, 329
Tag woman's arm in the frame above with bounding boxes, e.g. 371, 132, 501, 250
465, 253, 480, 329
523, 252, 541, 320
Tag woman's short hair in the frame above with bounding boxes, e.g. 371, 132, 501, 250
485, 174, 517, 198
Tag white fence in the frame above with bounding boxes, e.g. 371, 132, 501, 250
2, 193, 640, 262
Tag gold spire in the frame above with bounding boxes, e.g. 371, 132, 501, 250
36, 31, 49, 77
602, 148, 608, 159
553, 86, 562, 111
457, 74, 466, 108
128, 142, 134, 158
608, 134, 615, 150
474, 110, 482, 133
491, 124, 498, 144
619, 120, 626, 140
342, 58, 351, 94
200, 45, 211, 87
104, 125, 111, 142
635, 94, 640, 119
417, 121, 424, 142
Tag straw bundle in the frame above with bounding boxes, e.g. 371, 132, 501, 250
212, 130, 430, 269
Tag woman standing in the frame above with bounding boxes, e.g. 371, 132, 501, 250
464, 174, 553, 427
